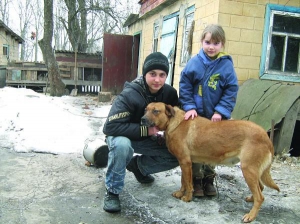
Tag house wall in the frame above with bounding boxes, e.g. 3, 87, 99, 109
0, 29, 21, 65
127, 0, 300, 91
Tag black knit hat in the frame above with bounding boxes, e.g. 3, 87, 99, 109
142, 52, 169, 76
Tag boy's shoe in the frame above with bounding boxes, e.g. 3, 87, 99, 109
193, 177, 204, 197
203, 175, 217, 196
126, 156, 155, 184
103, 190, 121, 213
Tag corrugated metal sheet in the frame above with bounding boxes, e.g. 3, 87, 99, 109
232, 79, 300, 131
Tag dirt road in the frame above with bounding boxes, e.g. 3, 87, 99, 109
0, 147, 299, 224
1, 94, 299, 223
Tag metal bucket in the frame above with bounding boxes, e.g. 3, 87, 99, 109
83, 139, 109, 168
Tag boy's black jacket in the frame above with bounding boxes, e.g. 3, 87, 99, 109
103, 76, 178, 140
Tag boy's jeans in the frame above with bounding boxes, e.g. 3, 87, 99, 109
105, 136, 178, 195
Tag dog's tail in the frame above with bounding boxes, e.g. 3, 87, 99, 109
261, 165, 280, 192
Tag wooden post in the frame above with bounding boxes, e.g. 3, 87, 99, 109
74, 48, 77, 90
273, 99, 300, 155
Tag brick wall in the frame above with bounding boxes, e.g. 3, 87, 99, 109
140, 0, 167, 15
127, 0, 300, 90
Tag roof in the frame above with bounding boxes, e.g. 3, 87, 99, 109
55, 50, 102, 56
0, 20, 24, 43
232, 79, 300, 131
123, 14, 140, 27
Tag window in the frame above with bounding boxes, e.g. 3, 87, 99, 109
79, 67, 101, 81
180, 5, 195, 65
152, 23, 159, 52
260, 4, 300, 82
3, 44, 9, 56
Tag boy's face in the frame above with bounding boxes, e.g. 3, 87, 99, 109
144, 69, 167, 94
202, 32, 223, 59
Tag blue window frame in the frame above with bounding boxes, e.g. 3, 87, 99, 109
260, 4, 300, 83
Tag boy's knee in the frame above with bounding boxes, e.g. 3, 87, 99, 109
110, 136, 133, 157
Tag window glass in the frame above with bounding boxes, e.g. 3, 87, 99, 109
153, 24, 159, 52
269, 36, 284, 71
273, 14, 300, 34
286, 37, 299, 73
3, 45, 8, 56
180, 5, 195, 65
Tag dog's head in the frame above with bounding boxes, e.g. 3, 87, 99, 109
141, 102, 175, 130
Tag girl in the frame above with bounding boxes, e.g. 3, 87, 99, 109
179, 24, 239, 196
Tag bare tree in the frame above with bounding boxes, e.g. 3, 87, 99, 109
39, 0, 65, 96
54, 1, 69, 50
3, 0, 140, 62
31, 0, 43, 62
0, 0, 11, 25
59, 0, 124, 52
61, 0, 88, 52
18, 0, 34, 61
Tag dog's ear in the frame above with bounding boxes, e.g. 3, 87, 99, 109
165, 104, 175, 117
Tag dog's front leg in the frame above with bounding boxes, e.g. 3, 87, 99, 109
181, 162, 193, 202
172, 161, 193, 202
172, 173, 185, 199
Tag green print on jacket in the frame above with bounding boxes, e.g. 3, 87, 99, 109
208, 74, 220, 90
198, 85, 203, 96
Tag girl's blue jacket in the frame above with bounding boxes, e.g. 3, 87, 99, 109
179, 48, 239, 119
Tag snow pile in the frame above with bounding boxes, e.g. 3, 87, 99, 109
0, 87, 108, 154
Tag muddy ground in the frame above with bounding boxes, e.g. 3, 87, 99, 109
0, 94, 299, 224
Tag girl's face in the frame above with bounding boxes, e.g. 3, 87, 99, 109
145, 69, 167, 93
202, 32, 224, 59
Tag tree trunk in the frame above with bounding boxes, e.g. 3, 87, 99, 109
38, 0, 65, 96
63, 0, 88, 52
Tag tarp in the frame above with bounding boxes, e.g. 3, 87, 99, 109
232, 79, 300, 131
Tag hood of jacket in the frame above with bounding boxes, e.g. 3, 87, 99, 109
199, 48, 233, 66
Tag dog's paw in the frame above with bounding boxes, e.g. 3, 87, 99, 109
245, 195, 254, 202
242, 213, 254, 223
172, 190, 184, 199
181, 195, 192, 202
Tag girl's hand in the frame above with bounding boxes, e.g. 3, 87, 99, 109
184, 109, 198, 120
211, 113, 222, 122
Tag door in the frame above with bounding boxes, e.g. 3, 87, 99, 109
160, 13, 179, 85
102, 33, 139, 94
0, 69, 6, 87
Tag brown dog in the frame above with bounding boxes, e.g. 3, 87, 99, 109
141, 102, 280, 223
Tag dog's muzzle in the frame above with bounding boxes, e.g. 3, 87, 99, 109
141, 116, 154, 127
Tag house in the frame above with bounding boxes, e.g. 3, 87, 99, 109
5, 50, 103, 94
114, 0, 300, 155
0, 20, 24, 87
123, 0, 300, 88
0, 21, 103, 93
0, 20, 24, 65
55, 50, 102, 94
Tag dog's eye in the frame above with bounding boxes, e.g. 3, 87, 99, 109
153, 109, 160, 115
